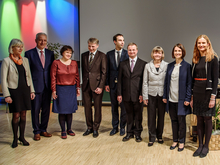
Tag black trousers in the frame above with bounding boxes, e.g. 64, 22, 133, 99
169, 102, 186, 143
31, 88, 51, 134
124, 100, 143, 136
147, 95, 165, 142
110, 84, 126, 129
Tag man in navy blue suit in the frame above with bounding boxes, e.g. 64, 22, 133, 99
25, 32, 54, 141
105, 34, 128, 136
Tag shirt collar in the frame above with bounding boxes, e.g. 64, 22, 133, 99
115, 49, 123, 54
36, 47, 45, 53
90, 50, 97, 55
129, 56, 137, 63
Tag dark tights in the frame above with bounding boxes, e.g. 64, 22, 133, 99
12, 111, 27, 140
58, 114, 72, 132
197, 115, 212, 152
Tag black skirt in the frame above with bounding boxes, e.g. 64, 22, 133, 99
193, 80, 215, 116
8, 64, 31, 113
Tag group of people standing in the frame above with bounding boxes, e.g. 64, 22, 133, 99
1, 33, 218, 158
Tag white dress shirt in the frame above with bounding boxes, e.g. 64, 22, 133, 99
36, 47, 45, 59
129, 56, 137, 68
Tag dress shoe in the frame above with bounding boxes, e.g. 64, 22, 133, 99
11, 139, 18, 148
178, 143, 184, 152
93, 131, 99, 138
83, 129, 93, 136
67, 130, 75, 136
61, 132, 67, 139
122, 134, 134, 142
40, 132, 52, 137
120, 128, 125, 136
19, 137, 30, 146
200, 147, 209, 158
158, 139, 164, 144
148, 142, 154, 147
33, 134, 41, 141
110, 129, 118, 136
193, 146, 203, 157
170, 143, 178, 150
135, 135, 142, 142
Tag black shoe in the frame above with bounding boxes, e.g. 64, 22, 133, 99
148, 142, 154, 147
11, 139, 18, 148
120, 128, 125, 136
93, 131, 99, 138
200, 147, 209, 158
18, 137, 30, 146
193, 146, 203, 157
122, 134, 134, 142
158, 139, 164, 144
135, 135, 142, 142
83, 129, 93, 136
110, 128, 118, 136
178, 147, 184, 152
170, 143, 178, 150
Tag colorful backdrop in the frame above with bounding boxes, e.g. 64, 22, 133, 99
0, 0, 79, 60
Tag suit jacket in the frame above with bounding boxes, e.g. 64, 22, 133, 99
117, 58, 147, 102
106, 49, 128, 89
81, 50, 107, 92
142, 60, 168, 100
25, 48, 54, 93
163, 59, 192, 115
1, 57, 35, 97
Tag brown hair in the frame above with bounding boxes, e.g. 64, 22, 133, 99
172, 43, 186, 59
87, 38, 99, 45
113, 34, 123, 42
60, 45, 74, 55
192, 34, 217, 64
127, 42, 138, 50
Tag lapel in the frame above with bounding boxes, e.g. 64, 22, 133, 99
132, 57, 140, 74
126, 59, 131, 75
9, 58, 18, 73
89, 50, 99, 69
120, 49, 126, 62
44, 49, 50, 69
149, 60, 166, 75
111, 50, 117, 69
34, 48, 44, 68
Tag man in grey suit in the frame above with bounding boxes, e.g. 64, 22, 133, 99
105, 34, 128, 136
117, 43, 147, 142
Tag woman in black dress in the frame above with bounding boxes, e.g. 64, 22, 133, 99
1, 39, 35, 148
190, 35, 219, 158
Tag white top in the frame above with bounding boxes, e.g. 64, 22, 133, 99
89, 50, 97, 61
36, 47, 45, 59
129, 56, 137, 67
115, 49, 123, 64
169, 63, 181, 103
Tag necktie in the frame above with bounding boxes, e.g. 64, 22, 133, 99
117, 51, 120, 67
131, 59, 135, 72
89, 53, 94, 66
40, 50, 45, 68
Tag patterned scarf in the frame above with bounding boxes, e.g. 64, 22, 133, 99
9, 54, 23, 65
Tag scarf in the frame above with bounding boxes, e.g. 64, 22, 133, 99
9, 54, 23, 65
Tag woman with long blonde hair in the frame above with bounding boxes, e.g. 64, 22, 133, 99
190, 35, 219, 158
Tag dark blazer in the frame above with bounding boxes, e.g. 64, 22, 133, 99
25, 48, 54, 93
163, 59, 192, 116
81, 50, 107, 92
192, 56, 219, 95
117, 58, 147, 102
106, 49, 128, 89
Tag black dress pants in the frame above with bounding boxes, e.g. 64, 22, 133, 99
124, 100, 143, 136
110, 84, 126, 129
148, 95, 165, 142
169, 102, 186, 143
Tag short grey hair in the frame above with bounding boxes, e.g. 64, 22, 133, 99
8, 39, 23, 54
36, 32, 47, 40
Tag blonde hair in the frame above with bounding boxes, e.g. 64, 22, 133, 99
8, 39, 23, 54
151, 46, 164, 60
192, 34, 217, 64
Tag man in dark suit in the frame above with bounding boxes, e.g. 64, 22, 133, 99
25, 32, 54, 141
105, 34, 128, 136
81, 38, 107, 138
117, 43, 147, 142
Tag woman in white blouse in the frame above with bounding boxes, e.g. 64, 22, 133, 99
163, 43, 192, 152
142, 46, 168, 147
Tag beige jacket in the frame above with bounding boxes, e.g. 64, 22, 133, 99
1, 57, 35, 97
